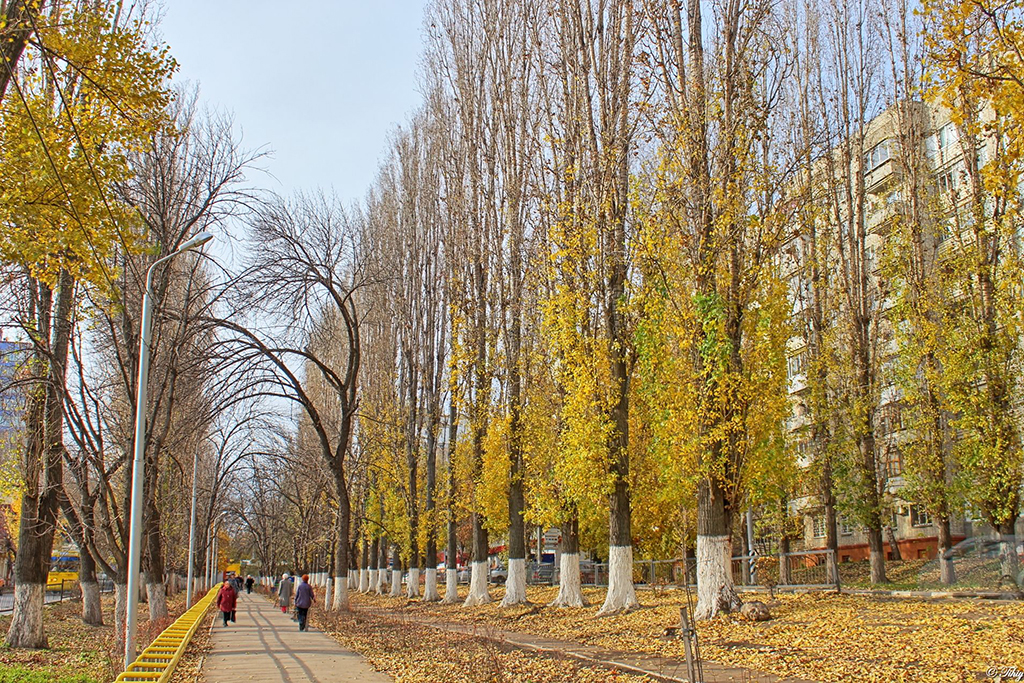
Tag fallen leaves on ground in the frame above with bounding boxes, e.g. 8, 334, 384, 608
166, 605, 215, 683
0, 591, 194, 683
349, 586, 1024, 683
313, 605, 655, 683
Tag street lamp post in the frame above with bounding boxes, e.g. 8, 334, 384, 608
124, 233, 214, 669
185, 447, 201, 607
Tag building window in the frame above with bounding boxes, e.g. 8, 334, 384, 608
910, 506, 933, 528
864, 140, 891, 171
839, 516, 856, 536
885, 447, 903, 478
788, 351, 807, 379
937, 170, 956, 196
939, 123, 957, 154
877, 402, 904, 437
812, 516, 827, 539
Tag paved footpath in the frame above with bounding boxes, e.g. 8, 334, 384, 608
202, 590, 391, 683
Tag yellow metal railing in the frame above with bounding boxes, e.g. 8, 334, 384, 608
115, 583, 220, 682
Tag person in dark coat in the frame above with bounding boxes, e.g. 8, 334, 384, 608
294, 574, 315, 632
216, 580, 238, 627
245, 575, 254, 594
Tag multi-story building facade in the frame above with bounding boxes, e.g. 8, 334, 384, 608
784, 100, 1024, 563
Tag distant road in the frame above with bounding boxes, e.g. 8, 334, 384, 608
0, 581, 114, 612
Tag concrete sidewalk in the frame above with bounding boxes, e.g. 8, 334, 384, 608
202, 590, 390, 682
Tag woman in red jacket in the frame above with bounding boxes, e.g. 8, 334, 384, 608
216, 580, 237, 626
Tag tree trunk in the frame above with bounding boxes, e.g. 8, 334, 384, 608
779, 534, 791, 586
551, 513, 585, 607
997, 520, 1019, 588
404, 359, 420, 600
885, 524, 903, 562
442, 400, 460, 604
695, 477, 741, 620
146, 579, 168, 622
739, 525, 751, 586
7, 273, 73, 648
823, 466, 840, 585
423, 403, 440, 602
937, 516, 956, 586
867, 526, 887, 584
79, 547, 103, 626
502, 391, 527, 607
463, 512, 491, 606
332, 484, 350, 611
113, 582, 128, 654
390, 548, 402, 597
376, 539, 388, 594
359, 539, 370, 593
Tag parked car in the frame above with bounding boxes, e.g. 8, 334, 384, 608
456, 566, 471, 584
579, 559, 598, 585
490, 563, 507, 584
528, 561, 555, 585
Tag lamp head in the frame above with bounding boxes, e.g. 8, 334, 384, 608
179, 232, 215, 253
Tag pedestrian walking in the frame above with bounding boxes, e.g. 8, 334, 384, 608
245, 575, 254, 594
216, 580, 237, 627
295, 574, 315, 631
278, 572, 293, 613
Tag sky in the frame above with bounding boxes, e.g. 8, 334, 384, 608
158, 0, 429, 205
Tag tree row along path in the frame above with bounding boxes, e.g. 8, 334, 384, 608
201, 591, 391, 682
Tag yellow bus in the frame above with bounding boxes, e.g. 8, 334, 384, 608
47, 552, 79, 589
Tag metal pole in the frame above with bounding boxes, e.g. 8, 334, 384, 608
746, 509, 757, 582
206, 534, 211, 589
212, 531, 219, 585
124, 284, 154, 669
186, 448, 200, 607
123, 233, 214, 669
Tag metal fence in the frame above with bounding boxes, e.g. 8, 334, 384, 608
579, 549, 840, 590
0, 577, 116, 613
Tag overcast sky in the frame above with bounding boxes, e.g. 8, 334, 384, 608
158, 1, 429, 205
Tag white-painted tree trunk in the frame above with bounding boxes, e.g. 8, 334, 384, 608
333, 574, 349, 610
550, 553, 586, 607
147, 580, 169, 621
390, 569, 402, 597
501, 558, 528, 606
405, 567, 420, 598
597, 545, 639, 615
113, 583, 127, 653
375, 568, 388, 594
80, 580, 103, 625
442, 568, 459, 603
324, 577, 333, 611
695, 534, 741, 620
423, 568, 440, 602
5, 583, 45, 647
366, 569, 377, 593
358, 569, 369, 592
348, 572, 357, 590
463, 561, 492, 606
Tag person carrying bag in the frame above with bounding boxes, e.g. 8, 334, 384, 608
294, 574, 315, 632
216, 580, 237, 627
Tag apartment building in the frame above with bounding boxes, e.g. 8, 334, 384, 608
783, 100, 1024, 562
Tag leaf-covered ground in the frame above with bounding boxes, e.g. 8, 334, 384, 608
312, 605, 656, 682
0, 590, 192, 683
350, 585, 1024, 682
166, 603, 215, 683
